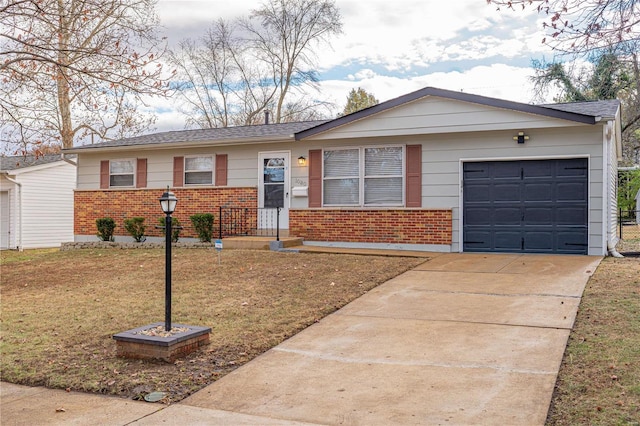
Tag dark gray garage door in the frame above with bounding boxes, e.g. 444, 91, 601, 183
463, 158, 588, 254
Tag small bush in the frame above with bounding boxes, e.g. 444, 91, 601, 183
190, 213, 214, 243
158, 217, 181, 243
123, 217, 146, 242
96, 217, 116, 242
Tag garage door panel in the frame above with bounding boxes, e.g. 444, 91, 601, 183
556, 159, 588, 177
494, 230, 523, 250
556, 181, 587, 201
523, 231, 554, 251
523, 161, 554, 178
556, 231, 588, 253
465, 207, 493, 225
463, 163, 489, 178
523, 182, 554, 201
491, 162, 521, 178
463, 159, 588, 255
493, 183, 520, 201
524, 207, 553, 224
556, 207, 587, 225
463, 230, 492, 249
494, 207, 521, 224
464, 184, 491, 202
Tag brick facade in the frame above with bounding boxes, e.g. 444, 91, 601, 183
74, 187, 257, 239
75, 188, 452, 246
289, 209, 452, 245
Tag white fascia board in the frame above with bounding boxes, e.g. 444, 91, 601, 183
64, 135, 295, 154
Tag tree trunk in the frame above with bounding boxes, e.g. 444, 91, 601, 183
56, 0, 74, 149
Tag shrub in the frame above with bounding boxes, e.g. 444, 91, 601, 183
190, 213, 214, 243
123, 217, 146, 242
158, 217, 181, 243
96, 217, 116, 242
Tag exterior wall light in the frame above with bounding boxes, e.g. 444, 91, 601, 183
298, 156, 307, 166
513, 131, 530, 144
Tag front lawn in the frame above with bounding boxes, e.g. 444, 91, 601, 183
547, 257, 640, 425
0, 248, 424, 402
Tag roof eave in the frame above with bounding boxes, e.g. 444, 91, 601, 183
64, 134, 296, 154
294, 87, 599, 140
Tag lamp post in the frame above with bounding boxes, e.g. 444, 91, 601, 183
159, 188, 178, 332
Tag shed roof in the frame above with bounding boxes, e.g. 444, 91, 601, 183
1, 154, 63, 172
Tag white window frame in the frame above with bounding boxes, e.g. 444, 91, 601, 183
109, 159, 135, 188
322, 145, 405, 207
184, 155, 214, 186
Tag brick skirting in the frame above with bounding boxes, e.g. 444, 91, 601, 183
289, 209, 452, 245
74, 187, 257, 239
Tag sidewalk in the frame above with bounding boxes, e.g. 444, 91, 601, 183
1, 253, 601, 425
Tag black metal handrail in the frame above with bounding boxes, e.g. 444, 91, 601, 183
218, 206, 281, 241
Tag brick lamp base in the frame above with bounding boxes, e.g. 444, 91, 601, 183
113, 323, 211, 363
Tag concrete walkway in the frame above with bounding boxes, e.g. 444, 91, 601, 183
1, 253, 601, 425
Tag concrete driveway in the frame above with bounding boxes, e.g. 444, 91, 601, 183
136, 253, 601, 425
1, 253, 601, 425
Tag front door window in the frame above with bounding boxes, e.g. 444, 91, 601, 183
263, 158, 285, 208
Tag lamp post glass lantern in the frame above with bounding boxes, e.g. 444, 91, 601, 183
159, 188, 178, 331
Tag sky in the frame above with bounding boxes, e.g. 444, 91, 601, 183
151, 0, 560, 132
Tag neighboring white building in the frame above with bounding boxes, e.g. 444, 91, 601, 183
0, 155, 76, 250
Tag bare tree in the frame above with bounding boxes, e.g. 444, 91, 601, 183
245, 0, 343, 123
170, 0, 342, 129
169, 19, 278, 128
486, 0, 639, 53
0, 0, 171, 151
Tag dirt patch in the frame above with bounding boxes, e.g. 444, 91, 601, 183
0, 248, 426, 403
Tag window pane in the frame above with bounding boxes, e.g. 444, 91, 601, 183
110, 160, 134, 174
323, 178, 359, 205
185, 171, 213, 185
324, 149, 359, 177
265, 158, 284, 168
264, 167, 284, 183
263, 184, 284, 208
365, 147, 402, 176
185, 157, 213, 171
110, 174, 134, 187
365, 177, 403, 205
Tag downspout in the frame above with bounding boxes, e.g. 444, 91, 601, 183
604, 121, 623, 257
3, 174, 23, 252
61, 152, 77, 166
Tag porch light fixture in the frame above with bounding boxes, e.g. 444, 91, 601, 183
298, 156, 307, 166
513, 131, 530, 144
159, 187, 178, 331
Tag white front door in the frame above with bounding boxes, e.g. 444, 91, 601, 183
258, 152, 290, 229
0, 191, 9, 249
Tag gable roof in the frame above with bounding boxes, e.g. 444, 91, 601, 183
62, 86, 621, 153
1, 154, 64, 172
295, 87, 619, 140
64, 120, 329, 153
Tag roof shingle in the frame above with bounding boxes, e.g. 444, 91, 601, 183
66, 120, 329, 151
1, 154, 63, 172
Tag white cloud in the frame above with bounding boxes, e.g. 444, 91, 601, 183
319, 63, 540, 117
150, 0, 557, 130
